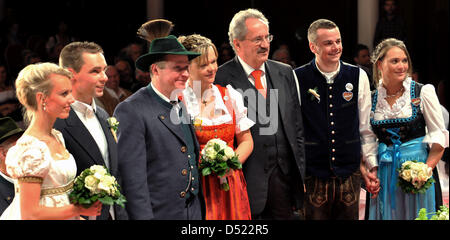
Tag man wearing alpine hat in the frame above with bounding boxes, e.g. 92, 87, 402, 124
114, 35, 205, 219
0, 117, 24, 215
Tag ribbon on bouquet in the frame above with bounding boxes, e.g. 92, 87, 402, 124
378, 130, 426, 212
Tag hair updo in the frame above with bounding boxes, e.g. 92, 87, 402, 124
178, 34, 218, 65
15, 62, 72, 124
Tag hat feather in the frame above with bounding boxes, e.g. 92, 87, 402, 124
137, 19, 174, 43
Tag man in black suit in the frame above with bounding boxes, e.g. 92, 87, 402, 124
0, 117, 23, 215
215, 8, 305, 219
54, 42, 127, 220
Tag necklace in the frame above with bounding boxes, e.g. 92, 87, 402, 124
385, 86, 404, 98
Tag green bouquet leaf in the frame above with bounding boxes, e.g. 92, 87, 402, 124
416, 205, 449, 220
69, 165, 126, 208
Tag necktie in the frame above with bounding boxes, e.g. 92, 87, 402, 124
251, 70, 266, 98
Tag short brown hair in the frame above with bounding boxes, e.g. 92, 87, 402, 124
307, 19, 339, 43
59, 41, 104, 72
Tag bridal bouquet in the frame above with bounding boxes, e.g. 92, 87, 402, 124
397, 160, 434, 194
199, 138, 242, 191
69, 165, 126, 208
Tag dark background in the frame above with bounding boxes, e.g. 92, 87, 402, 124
1, 0, 449, 89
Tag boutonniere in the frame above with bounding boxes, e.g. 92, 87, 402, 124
308, 87, 320, 102
107, 117, 119, 142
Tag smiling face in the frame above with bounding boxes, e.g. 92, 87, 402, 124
310, 27, 342, 71
44, 74, 74, 119
189, 46, 218, 86
234, 18, 270, 69
70, 52, 108, 104
152, 54, 190, 99
378, 46, 409, 85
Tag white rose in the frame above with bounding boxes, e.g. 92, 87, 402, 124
209, 139, 227, 149
205, 146, 217, 161
401, 169, 412, 182
84, 175, 99, 193
90, 165, 107, 175
98, 175, 117, 195
224, 146, 235, 159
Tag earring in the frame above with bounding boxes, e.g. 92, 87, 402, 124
43, 102, 47, 111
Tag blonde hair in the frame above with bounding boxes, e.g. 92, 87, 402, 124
178, 34, 218, 66
371, 38, 412, 88
15, 62, 72, 124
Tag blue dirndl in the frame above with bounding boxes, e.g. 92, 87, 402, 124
369, 136, 435, 220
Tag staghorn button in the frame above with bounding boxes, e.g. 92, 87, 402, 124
180, 191, 186, 198
181, 146, 187, 153
181, 169, 188, 176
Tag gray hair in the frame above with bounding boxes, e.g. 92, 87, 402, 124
307, 19, 339, 43
228, 8, 269, 53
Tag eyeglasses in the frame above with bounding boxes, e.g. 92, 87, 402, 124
245, 34, 273, 45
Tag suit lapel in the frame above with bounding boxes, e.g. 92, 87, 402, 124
265, 61, 287, 124
156, 105, 187, 146
228, 57, 255, 94
95, 111, 118, 174
65, 108, 106, 166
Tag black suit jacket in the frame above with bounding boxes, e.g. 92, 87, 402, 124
215, 57, 306, 215
54, 107, 128, 220
0, 175, 14, 215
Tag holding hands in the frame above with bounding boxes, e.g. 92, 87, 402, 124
360, 163, 380, 198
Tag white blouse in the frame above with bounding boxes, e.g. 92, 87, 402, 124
1, 129, 78, 220
183, 84, 255, 133
373, 77, 449, 149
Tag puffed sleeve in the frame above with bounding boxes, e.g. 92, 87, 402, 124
420, 84, 449, 148
226, 84, 255, 133
5, 137, 51, 181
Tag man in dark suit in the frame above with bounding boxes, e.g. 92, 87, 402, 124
215, 9, 305, 219
0, 117, 23, 215
114, 35, 205, 220
54, 42, 128, 220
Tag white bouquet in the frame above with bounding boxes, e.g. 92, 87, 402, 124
199, 138, 241, 191
69, 165, 126, 208
397, 160, 434, 194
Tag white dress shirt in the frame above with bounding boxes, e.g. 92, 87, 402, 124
237, 56, 267, 91
71, 100, 110, 170
71, 99, 115, 220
